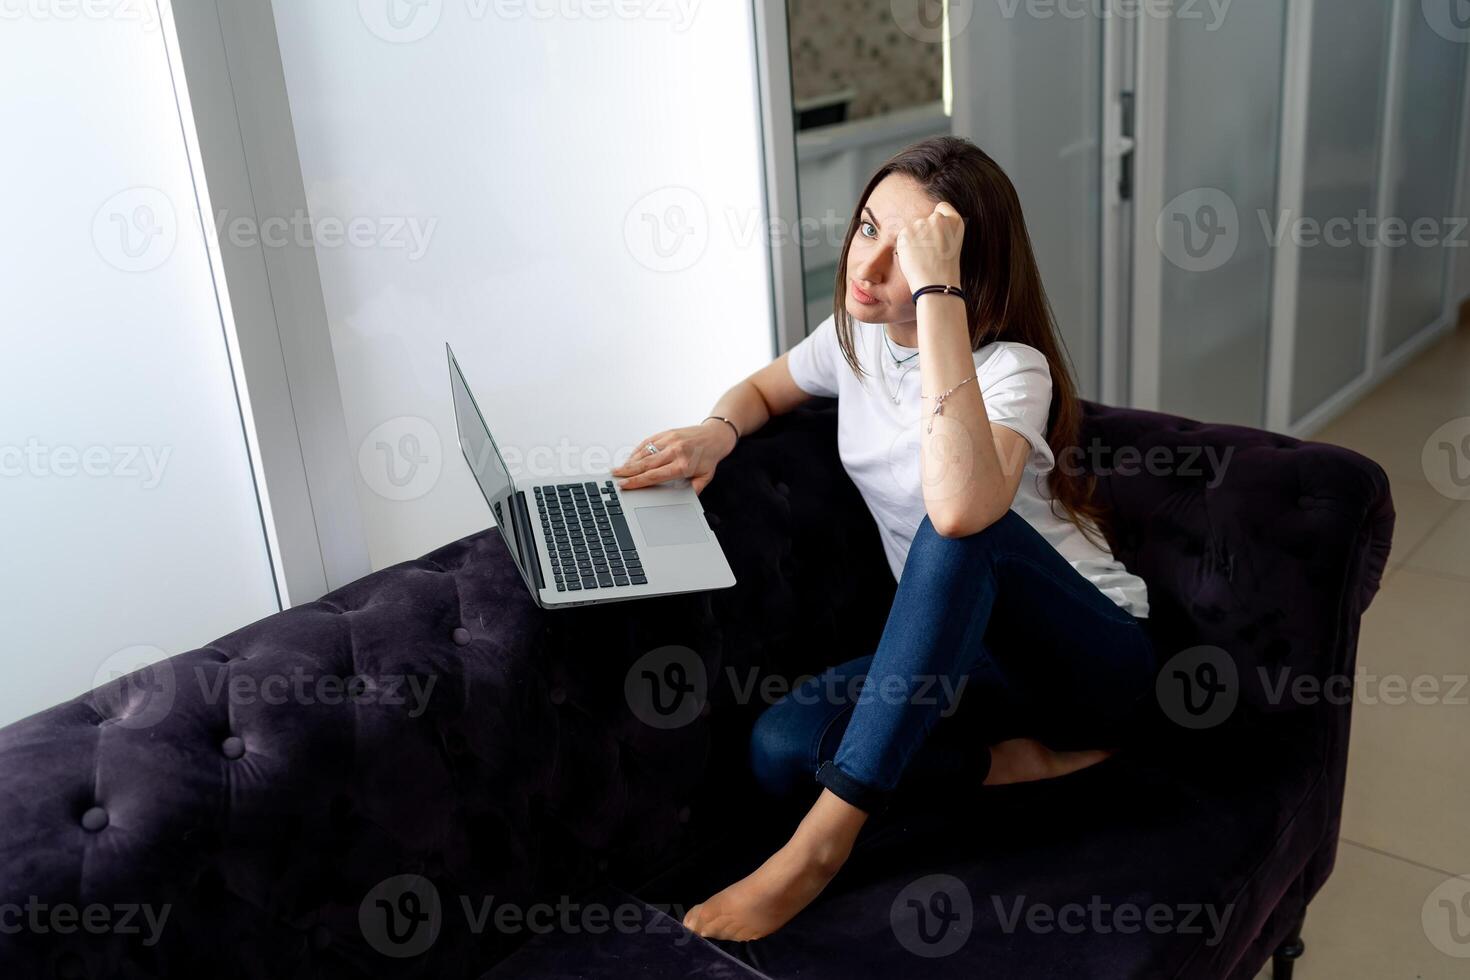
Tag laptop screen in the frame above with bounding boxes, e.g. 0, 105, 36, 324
447, 345, 536, 592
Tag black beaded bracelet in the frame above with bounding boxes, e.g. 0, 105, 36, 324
912, 284, 967, 305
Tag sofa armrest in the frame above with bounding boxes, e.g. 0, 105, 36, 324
1078, 402, 1395, 936
1079, 401, 1394, 706
0, 524, 564, 977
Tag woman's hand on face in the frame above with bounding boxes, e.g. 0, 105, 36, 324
611, 421, 737, 495
895, 200, 965, 293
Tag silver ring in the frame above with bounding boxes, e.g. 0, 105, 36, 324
644, 442, 661, 456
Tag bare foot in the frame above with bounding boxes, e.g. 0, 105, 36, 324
983, 737, 1115, 786
683, 789, 867, 942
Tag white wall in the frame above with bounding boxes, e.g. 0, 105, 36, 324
0, 12, 280, 726
270, 2, 776, 569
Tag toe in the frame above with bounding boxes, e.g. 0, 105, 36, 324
696, 912, 738, 941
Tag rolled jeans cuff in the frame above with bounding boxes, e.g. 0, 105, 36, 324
814, 760, 891, 815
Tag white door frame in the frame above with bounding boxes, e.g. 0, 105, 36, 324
753, 0, 806, 354
1127, 6, 1170, 413
159, 0, 370, 603
1099, 12, 1136, 407
1263, 0, 1315, 432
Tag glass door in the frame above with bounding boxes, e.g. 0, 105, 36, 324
783, 0, 954, 337
948, 2, 1120, 400
1131, 0, 1291, 427
1380, 3, 1470, 357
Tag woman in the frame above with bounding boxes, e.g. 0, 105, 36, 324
610, 136, 1155, 942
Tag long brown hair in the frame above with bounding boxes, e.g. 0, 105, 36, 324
832, 135, 1109, 547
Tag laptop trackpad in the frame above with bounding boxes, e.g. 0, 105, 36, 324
633, 503, 709, 547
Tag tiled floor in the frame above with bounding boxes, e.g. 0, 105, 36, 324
1256, 323, 1470, 978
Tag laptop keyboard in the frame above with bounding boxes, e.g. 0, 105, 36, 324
534, 480, 646, 592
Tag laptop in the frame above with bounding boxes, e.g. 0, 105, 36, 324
448, 344, 736, 608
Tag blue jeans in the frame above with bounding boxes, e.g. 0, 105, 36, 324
749, 510, 1157, 814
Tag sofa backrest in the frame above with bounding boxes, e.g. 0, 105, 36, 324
1078, 400, 1394, 722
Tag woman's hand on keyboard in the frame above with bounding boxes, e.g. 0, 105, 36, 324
612, 421, 738, 495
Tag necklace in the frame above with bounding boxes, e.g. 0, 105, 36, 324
877, 330, 919, 405
883, 331, 919, 365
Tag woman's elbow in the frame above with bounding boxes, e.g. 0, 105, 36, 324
929, 505, 1007, 539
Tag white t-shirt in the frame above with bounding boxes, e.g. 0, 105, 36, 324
786, 314, 1149, 618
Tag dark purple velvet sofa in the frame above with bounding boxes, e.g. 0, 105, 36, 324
0, 399, 1393, 980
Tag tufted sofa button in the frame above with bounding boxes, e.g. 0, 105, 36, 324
677, 805, 692, 824
773, 481, 790, 497
310, 924, 332, 951
81, 806, 109, 832
549, 686, 566, 705
452, 627, 472, 646
56, 953, 85, 979
221, 736, 246, 760
705, 513, 722, 528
